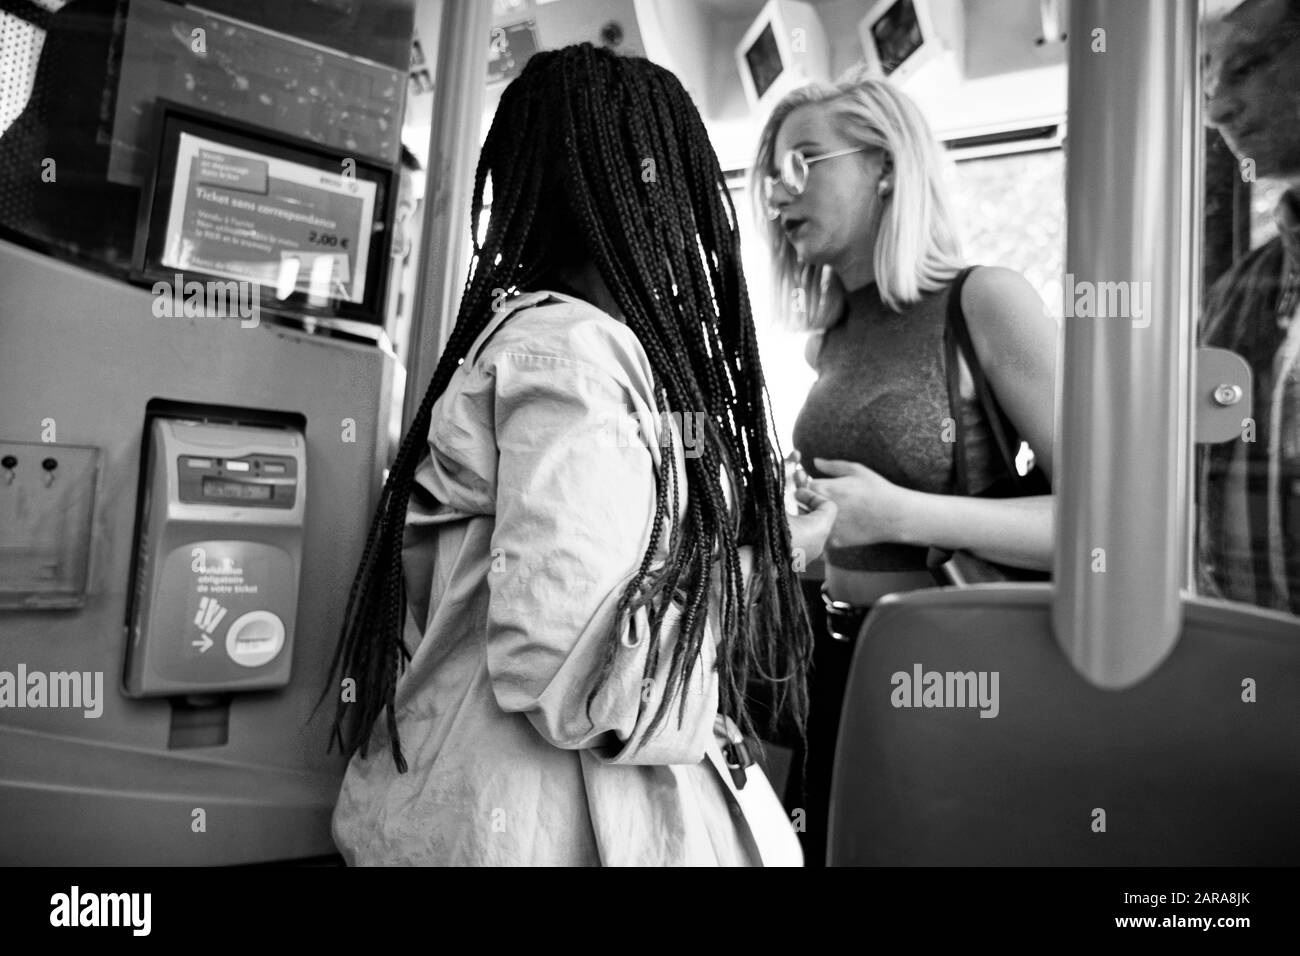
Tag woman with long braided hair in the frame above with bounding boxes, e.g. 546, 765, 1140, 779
324, 44, 836, 865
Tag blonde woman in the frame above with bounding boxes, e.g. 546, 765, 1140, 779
752, 70, 1057, 862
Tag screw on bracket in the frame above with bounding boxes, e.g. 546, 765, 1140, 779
1212, 384, 1243, 407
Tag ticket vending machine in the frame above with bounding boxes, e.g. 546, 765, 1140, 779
124, 417, 306, 696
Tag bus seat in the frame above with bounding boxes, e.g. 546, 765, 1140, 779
827, 585, 1300, 865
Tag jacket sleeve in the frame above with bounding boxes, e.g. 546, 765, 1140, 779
484, 347, 719, 766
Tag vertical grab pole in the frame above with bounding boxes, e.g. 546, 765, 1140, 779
402, 1, 492, 432
1054, 0, 1199, 686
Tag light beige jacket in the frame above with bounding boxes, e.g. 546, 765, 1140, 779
332, 291, 799, 866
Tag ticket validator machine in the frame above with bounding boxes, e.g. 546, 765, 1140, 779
124, 417, 306, 696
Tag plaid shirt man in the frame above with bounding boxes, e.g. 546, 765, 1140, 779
1198, 188, 1300, 614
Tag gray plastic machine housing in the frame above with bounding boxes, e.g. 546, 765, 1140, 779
124, 417, 306, 696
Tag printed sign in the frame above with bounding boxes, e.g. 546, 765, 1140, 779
161, 133, 377, 304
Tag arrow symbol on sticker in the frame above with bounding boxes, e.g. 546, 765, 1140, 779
192, 634, 213, 653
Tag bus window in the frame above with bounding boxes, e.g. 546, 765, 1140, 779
945, 146, 1065, 320
1197, 0, 1300, 619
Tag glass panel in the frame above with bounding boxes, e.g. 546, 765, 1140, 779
0, 0, 430, 366
1196, 0, 1300, 617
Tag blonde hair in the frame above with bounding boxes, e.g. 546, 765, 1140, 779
751, 67, 965, 327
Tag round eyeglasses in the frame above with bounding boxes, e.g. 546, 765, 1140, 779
762, 146, 869, 220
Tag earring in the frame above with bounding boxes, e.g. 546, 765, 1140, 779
877, 178, 891, 198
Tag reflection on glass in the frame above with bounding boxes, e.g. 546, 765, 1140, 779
1198, 0, 1300, 616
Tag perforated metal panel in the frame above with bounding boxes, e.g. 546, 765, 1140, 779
0, 13, 45, 138
0, 0, 137, 266
0, 6, 47, 231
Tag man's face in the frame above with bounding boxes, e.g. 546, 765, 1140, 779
1205, 0, 1300, 180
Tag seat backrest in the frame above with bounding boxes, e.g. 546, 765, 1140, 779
828, 585, 1300, 865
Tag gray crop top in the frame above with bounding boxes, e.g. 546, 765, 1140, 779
792, 276, 1003, 572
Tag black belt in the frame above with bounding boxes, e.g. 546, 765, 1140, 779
821, 583, 871, 642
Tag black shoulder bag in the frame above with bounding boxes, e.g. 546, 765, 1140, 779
926, 267, 1052, 585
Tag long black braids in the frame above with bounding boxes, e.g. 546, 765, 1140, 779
322, 43, 814, 771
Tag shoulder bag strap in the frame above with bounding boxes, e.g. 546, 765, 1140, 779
944, 268, 976, 495
945, 266, 1027, 493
